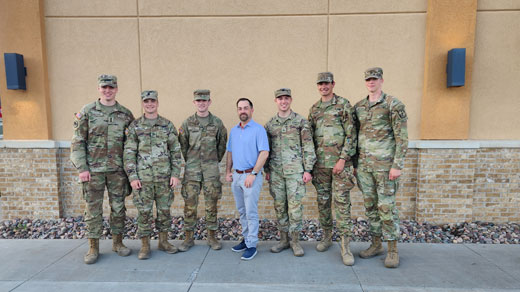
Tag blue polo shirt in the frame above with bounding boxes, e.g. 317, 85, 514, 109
227, 119, 269, 171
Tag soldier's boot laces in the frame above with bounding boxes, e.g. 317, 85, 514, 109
158, 232, 178, 254
340, 236, 355, 266
270, 231, 290, 253
84, 238, 99, 265
359, 236, 384, 259
138, 236, 151, 260
384, 240, 399, 268
207, 230, 222, 250
290, 232, 304, 257
178, 230, 195, 252
316, 229, 333, 252
112, 234, 131, 257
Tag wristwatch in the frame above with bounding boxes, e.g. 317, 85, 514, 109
251, 171, 258, 176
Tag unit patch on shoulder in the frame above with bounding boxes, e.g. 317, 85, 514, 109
398, 109, 407, 119
178, 127, 184, 134
125, 127, 129, 136
75, 112, 82, 120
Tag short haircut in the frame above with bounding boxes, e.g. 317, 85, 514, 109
236, 97, 253, 108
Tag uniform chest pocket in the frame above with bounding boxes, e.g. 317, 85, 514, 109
205, 125, 217, 136
153, 127, 169, 140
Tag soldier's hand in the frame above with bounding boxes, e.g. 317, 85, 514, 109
332, 159, 346, 174
130, 180, 142, 190
226, 172, 233, 182
79, 171, 91, 182
389, 168, 401, 180
302, 172, 312, 183
170, 177, 180, 188
265, 172, 270, 181
244, 174, 256, 188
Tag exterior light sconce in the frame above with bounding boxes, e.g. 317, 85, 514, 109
446, 48, 466, 87
4, 53, 27, 90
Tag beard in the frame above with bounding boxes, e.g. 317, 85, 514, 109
239, 113, 249, 122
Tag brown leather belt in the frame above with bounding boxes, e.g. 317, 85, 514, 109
235, 168, 254, 174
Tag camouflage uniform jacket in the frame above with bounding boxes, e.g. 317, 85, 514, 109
124, 115, 182, 183
178, 112, 227, 182
264, 111, 316, 175
308, 94, 357, 169
71, 100, 134, 173
353, 92, 408, 171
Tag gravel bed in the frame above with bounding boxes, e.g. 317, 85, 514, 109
1, 217, 519, 244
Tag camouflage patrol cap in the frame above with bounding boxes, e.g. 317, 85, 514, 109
275, 88, 291, 98
141, 90, 158, 100
317, 72, 334, 83
364, 67, 383, 80
194, 89, 210, 101
98, 74, 117, 88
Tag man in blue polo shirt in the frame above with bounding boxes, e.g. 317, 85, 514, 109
225, 97, 269, 261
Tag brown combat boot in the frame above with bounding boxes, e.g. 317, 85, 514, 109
270, 231, 290, 253
340, 236, 355, 266
359, 236, 384, 259
290, 232, 304, 257
84, 238, 99, 265
138, 236, 151, 260
384, 240, 399, 268
316, 229, 333, 252
112, 234, 131, 257
178, 230, 195, 252
158, 232, 178, 254
207, 230, 222, 250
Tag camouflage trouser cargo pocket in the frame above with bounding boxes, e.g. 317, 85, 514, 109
312, 168, 333, 230
181, 181, 201, 231
203, 180, 222, 200
333, 168, 354, 237
82, 175, 105, 238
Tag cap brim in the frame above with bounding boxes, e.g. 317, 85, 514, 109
364, 75, 381, 80
99, 83, 117, 87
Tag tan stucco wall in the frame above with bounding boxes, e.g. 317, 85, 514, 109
0, 0, 52, 140
2, 0, 518, 140
44, 0, 428, 141
469, 9, 520, 139
419, 0, 477, 139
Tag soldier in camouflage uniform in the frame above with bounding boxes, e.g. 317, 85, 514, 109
353, 67, 408, 268
124, 90, 183, 260
70, 74, 134, 264
308, 72, 357, 266
178, 89, 227, 251
265, 88, 316, 257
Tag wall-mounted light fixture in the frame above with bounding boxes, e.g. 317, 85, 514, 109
446, 48, 466, 87
4, 53, 27, 90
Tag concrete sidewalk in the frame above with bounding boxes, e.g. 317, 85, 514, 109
0, 239, 519, 292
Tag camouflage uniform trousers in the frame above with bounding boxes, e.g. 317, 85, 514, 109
356, 169, 400, 241
82, 171, 130, 238
312, 167, 355, 236
181, 180, 222, 231
268, 171, 306, 233
133, 181, 174, 238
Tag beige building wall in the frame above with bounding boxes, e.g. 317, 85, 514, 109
469, 2, 520, 139
44, 0, 429, 141
0, 0, 514, 140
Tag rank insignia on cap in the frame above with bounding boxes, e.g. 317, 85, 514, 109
75, 112, 82, 120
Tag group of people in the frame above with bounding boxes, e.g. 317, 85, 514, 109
70, 67, 408, 269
